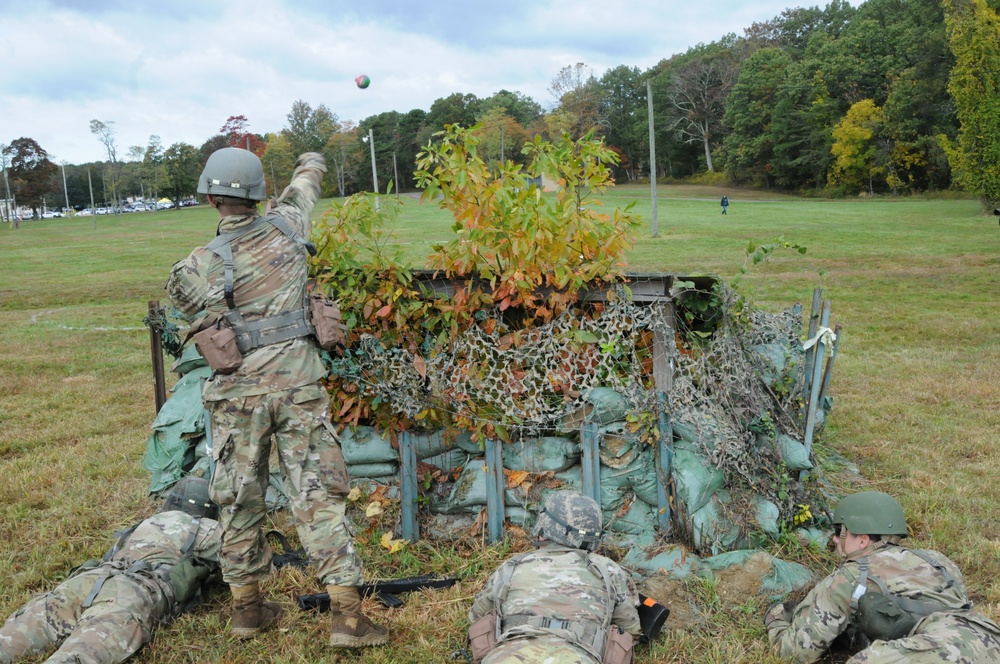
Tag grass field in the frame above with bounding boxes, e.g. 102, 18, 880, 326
1, 184, 998, 663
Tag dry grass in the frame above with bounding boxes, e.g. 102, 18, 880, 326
1, 189, 998, 662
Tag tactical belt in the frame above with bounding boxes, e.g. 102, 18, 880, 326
502, 614, 606, 653
205, 214, 316, 356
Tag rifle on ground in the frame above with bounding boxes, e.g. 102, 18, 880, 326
297, 575, 461, 611
638, 594, 670, 644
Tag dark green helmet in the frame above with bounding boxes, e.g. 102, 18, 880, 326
197, 147, 266, 201
533, 490, 603, 551
832, 491, 907, 537
161, 476, 217, 519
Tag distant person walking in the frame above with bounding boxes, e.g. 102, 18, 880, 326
721, 195, 729, 215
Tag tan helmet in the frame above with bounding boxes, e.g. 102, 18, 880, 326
197, 147, 266, 201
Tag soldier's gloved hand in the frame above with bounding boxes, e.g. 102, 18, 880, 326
764, 600, 795, 627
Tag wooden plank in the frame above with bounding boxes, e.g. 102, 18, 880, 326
399, 431, 420, 542
655, 394, 673, 533
818, 324, 842, 406
802, 289, 822, 402
800, 300, 831, 481
484, 437, 505, 543
579, 422, 601, 506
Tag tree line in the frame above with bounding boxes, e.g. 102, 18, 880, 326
3, 0, 999, 220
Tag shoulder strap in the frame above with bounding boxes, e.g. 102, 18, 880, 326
204, 214, 315, 310
103, 521, 142, 563
849, 557, 870, 610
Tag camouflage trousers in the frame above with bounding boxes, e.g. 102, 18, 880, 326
483, 635, 598, 664
206, 382, 363, 587
848, 613, 1000, 664
0, 566, 165, 664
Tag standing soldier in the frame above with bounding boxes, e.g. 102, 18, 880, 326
165, 148, 388, 649
467, 491, 641, 663
765, 491, 1000, 663
0, 477, 221, 664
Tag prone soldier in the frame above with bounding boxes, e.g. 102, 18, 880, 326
765, 491, 1000, 663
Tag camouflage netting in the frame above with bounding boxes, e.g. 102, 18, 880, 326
144, 276, 835, 565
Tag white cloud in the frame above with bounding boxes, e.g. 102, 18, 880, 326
1, 0, 858, 163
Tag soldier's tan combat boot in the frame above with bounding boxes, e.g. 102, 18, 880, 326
327, 585, 389, 649
230, 582, 282, 640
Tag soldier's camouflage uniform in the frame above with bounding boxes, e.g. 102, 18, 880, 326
469, 542, 641, 664
165, 153, 363, 588
0, 511, 220, 664
766, 541, 1000, 663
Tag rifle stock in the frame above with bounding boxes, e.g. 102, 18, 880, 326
297, 575, 459, 612
637, 594, 669, 644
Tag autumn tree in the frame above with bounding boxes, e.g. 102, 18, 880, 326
220, 115, 266, 156
90, 119, 122, 212
829, 99, 887, 194
473, 107, 529, 170
161, 142, 201, 208
325, 121, 363, 197
549, 62, 606, 139
943, 0, 1000, 207
1, 138, 58, 218
660, 45, 738, 172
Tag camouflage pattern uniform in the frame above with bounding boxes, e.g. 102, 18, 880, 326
165, 153, 363, 588
766, 541, 1000, 663
0, 511, 220, 664
469, 542, 641, 664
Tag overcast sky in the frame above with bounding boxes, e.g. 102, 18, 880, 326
2, 0, 851, 165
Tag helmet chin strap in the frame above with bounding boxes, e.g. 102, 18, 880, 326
539, 508, 603, 552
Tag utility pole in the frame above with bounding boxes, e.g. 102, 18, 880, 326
392, 152, 399, 199
647, 79, 659, 238
61, 162, 70, 210
88, 168, 96, 230
367, 128, 380, 211
1, 157, 12, 226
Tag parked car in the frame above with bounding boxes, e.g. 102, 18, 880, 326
180, 199, 199, 207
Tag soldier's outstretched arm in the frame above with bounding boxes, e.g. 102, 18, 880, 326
765, 571, 854, 664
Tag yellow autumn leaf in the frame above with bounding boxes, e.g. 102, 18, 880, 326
366, 501, 383, 518
380, 531, 405, 554
347, 487, 362, 502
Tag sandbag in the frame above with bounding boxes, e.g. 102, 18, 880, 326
340, 426, 397, 465
775, 434, 813, 471
621, 544, 705, 579
672, 441, 725, 515
503, 436, 579, 473
559, 387, 628, 431
690, 491, 746, 555
346, 462, 398, 478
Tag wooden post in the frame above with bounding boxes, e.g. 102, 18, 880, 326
800, 300, 831, 481
399, 430, 420, 542
484, 437, 505, 543
802, 288, 822, 402
655, 393, 673, 533
818, 324, 842, 406
148, 300, 167, 414
579, 422, 601, 506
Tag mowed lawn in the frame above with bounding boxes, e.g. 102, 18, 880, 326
0, 184, 997, 663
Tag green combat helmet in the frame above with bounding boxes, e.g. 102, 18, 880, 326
162, 476, 217, 519
832, 491, 908, 537
533, 490, 603, 551
197, 147, 267, 200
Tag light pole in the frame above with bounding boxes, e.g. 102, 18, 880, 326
647, 79, 659, 238
60, 162, 70, 211
364, 129, 380, 211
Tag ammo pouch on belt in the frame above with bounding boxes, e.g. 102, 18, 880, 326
603, 625, 635, 664
468, 611, 498, 663
193, 318, 243, 374
308, 292, 347, 353
856, 591, 918, 641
